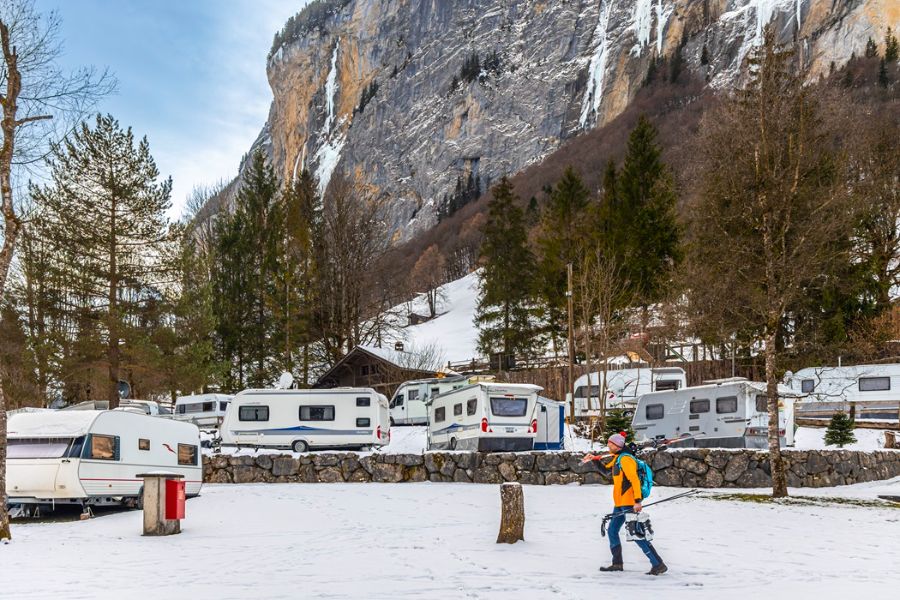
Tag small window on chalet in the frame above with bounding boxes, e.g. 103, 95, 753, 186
716, 396, 738, 414
435, 407, 446, 423
454, 403, 463, 416
239, 406, 269, 421
801, 379, 814, 394
360, 365, 370, 376
645, 404, 664, 420
689, 399, 710, 414
466, 399, 477, 416
299, 406, 335, 421
356, 418, 370, 428
356, 397, 371, 407
755, 395, 768, 413
178, 444, 198, 466
138, 438, 150, 451
88, 434, 118, 460
859, 377, 890, 392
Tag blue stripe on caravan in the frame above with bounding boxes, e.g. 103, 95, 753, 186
233, 426, 373, 436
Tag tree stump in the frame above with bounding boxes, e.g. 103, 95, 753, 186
885, 431, 896, 449
496, 482, 525, 544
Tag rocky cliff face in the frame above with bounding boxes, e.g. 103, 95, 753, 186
243, 0, 897, 242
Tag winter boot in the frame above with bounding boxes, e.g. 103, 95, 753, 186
599, 545, 624, 572
646, 563, 668, 576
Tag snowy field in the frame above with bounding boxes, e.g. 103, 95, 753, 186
4, 479, 898, 599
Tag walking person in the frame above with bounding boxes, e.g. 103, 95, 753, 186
585, 432, 667, 575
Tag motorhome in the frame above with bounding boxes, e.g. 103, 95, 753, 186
572, 367, 687, 418
6, 410, 202, 515
389, 375, 468, 425
784, 364, 900, 403
220, 388, 390, 452
174, 393, 233, 429
427, 383, 541, 452
631, 380, 797, 449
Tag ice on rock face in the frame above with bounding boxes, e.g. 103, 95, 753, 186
631, 0, 653, 55
655, 0, 674, 55
315, 131, 346, 197
314, 40, 345, 195
324, 40, 340, 133
579, 0, 612, 129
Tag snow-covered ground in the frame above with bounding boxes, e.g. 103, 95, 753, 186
793, 427, 890, 451
4, 479, 898, 599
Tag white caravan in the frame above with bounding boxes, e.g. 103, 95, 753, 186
427, 383, 541, 452
6, 410, 202, 513
631, 380, 797, 449
784, 364, 900, 403
115, 399, 173, 416
389, 375, 468, 425
174, 393, 233, 429
220, 388, 390, 452
572, 367, 687, 417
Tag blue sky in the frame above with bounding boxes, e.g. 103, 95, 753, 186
34, 0, 309, 218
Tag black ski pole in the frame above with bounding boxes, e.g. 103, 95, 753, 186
600, 489, 700, 522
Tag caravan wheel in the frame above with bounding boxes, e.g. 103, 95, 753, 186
292, 440, 309, 453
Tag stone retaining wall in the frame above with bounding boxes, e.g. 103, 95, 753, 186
204, 449, 900, 488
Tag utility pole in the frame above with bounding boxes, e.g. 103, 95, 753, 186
567, 263, 576, 420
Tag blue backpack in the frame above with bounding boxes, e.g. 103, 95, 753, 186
616, 452, 654, 500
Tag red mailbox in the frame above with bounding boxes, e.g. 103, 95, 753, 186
165, 478, 186, 520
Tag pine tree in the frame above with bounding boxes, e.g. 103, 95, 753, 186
476, 177, 542, 357
602, 409, 634, 443
614, 116, 681, 306
885, 27, 899, 62
31, 114, 173, 408
824, 411, 857, 447
878, 58, 889, 87
864, 37, 878, 58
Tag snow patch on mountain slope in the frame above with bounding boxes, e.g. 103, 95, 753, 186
579, 1, 613, 129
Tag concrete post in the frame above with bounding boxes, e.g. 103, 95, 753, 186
137, 472, 184, 536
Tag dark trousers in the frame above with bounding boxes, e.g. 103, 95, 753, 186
607, 506, 662, 567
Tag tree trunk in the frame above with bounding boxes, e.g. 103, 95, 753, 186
496, 482, 525, 544
764, 331, 788, 498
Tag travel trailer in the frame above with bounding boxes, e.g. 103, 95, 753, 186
784, 364, 900, 403
572, 367, 687, 418
6, 410, 202, 515
427, 383, 541, 452
389, 375, 468, 425
631, 380, 797, 449
220, 388, 390, 452
174, 393, 233, 429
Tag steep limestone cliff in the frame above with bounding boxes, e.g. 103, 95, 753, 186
241, 0, 896, 242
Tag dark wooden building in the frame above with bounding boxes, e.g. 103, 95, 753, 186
313, 345, 437, 397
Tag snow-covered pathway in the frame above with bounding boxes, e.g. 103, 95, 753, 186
4, 480, 898, 599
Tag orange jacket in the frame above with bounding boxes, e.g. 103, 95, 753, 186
604, 452, 643, 507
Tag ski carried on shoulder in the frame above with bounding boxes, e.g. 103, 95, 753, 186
581, 433, 706, 464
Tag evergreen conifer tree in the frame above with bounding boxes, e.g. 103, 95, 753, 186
878, 58, 889, 87
602, 409, 634, 443
885, 27, 899, 62
824, 411, 857, 447
476, 177, 541, 357
864, 37, 878, 58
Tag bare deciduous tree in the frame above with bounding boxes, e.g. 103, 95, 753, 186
0, 0, 113, 541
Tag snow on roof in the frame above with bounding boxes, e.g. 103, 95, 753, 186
8, 410, 102, 438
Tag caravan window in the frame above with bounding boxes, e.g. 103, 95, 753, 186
356, 397, 371, 407
655, 379, 681, 392
490, 397, 528, 417
575, 385, 601, 398
466, 399, 477, 416
177, 444, 198, 466
435, 407, 446, 423
408, 389, 419, 401
755, 395, 768, 413
801, 379, 814, 393
239, 406, 269, 421
88, 435, 118, 460
645, 404, 664, 420
7, 438, 72, 459
716, 397, 738, 414
454, 403, 463, 416
300, 405, 335, 421
357, 418, 370, 427
392, 395, 404, 407
859, 377, 890, 392
431, 387, 440, 397
689, 399, 710, 414
219, 401, 228, 412
138, 438, 150, 451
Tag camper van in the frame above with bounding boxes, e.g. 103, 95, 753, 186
389, 375, 468, 425
572, 367, 687, 418
631, 380, 797, 449
784, 364, 900, 403
427, 383, 541, 452
220, 388, 390, 452
6, 410, 202, 514
174, 393, 232, 429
